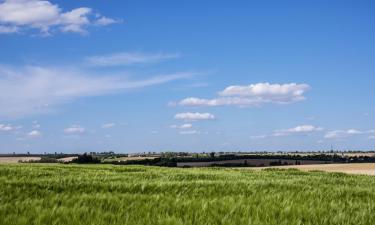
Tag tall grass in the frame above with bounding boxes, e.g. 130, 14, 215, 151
0, 164, 375, 225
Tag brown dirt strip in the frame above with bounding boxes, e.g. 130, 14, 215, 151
254, 163, 375, 175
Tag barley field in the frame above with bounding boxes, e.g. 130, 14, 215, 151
1, 164, 375, 225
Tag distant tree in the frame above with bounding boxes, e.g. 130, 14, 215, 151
210, 152, 215, 158
72, 153, 100, 164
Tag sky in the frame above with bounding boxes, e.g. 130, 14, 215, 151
0, 0, 375, 153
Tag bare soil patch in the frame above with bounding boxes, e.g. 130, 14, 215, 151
258, 163, 375, 175
57, 157, 78, 162
0, 157, 41, 163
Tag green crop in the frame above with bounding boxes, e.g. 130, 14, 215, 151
1, 164, 375, 225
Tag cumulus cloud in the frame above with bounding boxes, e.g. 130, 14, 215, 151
0, 124, 15, 131
324, 129, 363, 139
0, 0, 119, 35
64, 125, 85, 134
102, 123, 115, 129
178, 83, 310, 107
273, 125, 323, 137
85, 52, 180, 67
28, 130, 42, 137
0, 65, 193, 118
170, 123, 193, 129
174, 112, 215, 121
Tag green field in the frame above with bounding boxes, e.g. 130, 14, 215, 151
1, 164, 375, 225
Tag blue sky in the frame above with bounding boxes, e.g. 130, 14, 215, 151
0, 0, 375, 153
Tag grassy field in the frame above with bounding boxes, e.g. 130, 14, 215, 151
1, 164, 375, 225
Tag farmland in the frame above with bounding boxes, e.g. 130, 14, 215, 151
257, 163, 375, 176
0, 157, 41, 163
1, 164, 375, 225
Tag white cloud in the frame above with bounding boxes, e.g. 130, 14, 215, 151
273, 125, 323, 137
174, 112, 215, 121
64, 125, 85, 134
85, 52, 180, 67
0, 124, 14, 131
347, 129, 363, 135
324, 129, 363, 139
170, 123, 193, 129
0, 65, 193, 118
178, 82, 310, 107
102, 123, 115, 129
0, 0, 119, 35
28, 130, 42, 137
219, 83, 309, 97
180, 123, 193, 129
171, 123, 199, 135
94, 16, 121, 26
251, 125, 323, 139
369, 136, 375, 140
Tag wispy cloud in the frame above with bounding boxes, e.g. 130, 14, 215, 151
85, 52, 180, 67
174, 112, 215, 121
251, 125, 323, 139
178, 83, 310, 107
324, 129, 364, 139
94, 17, 120, 26
0, 65, 194, 118
0, 0, 120, 35
273, 125, 323, 137
170, 123, 193, 129
64, 125, 85, 134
